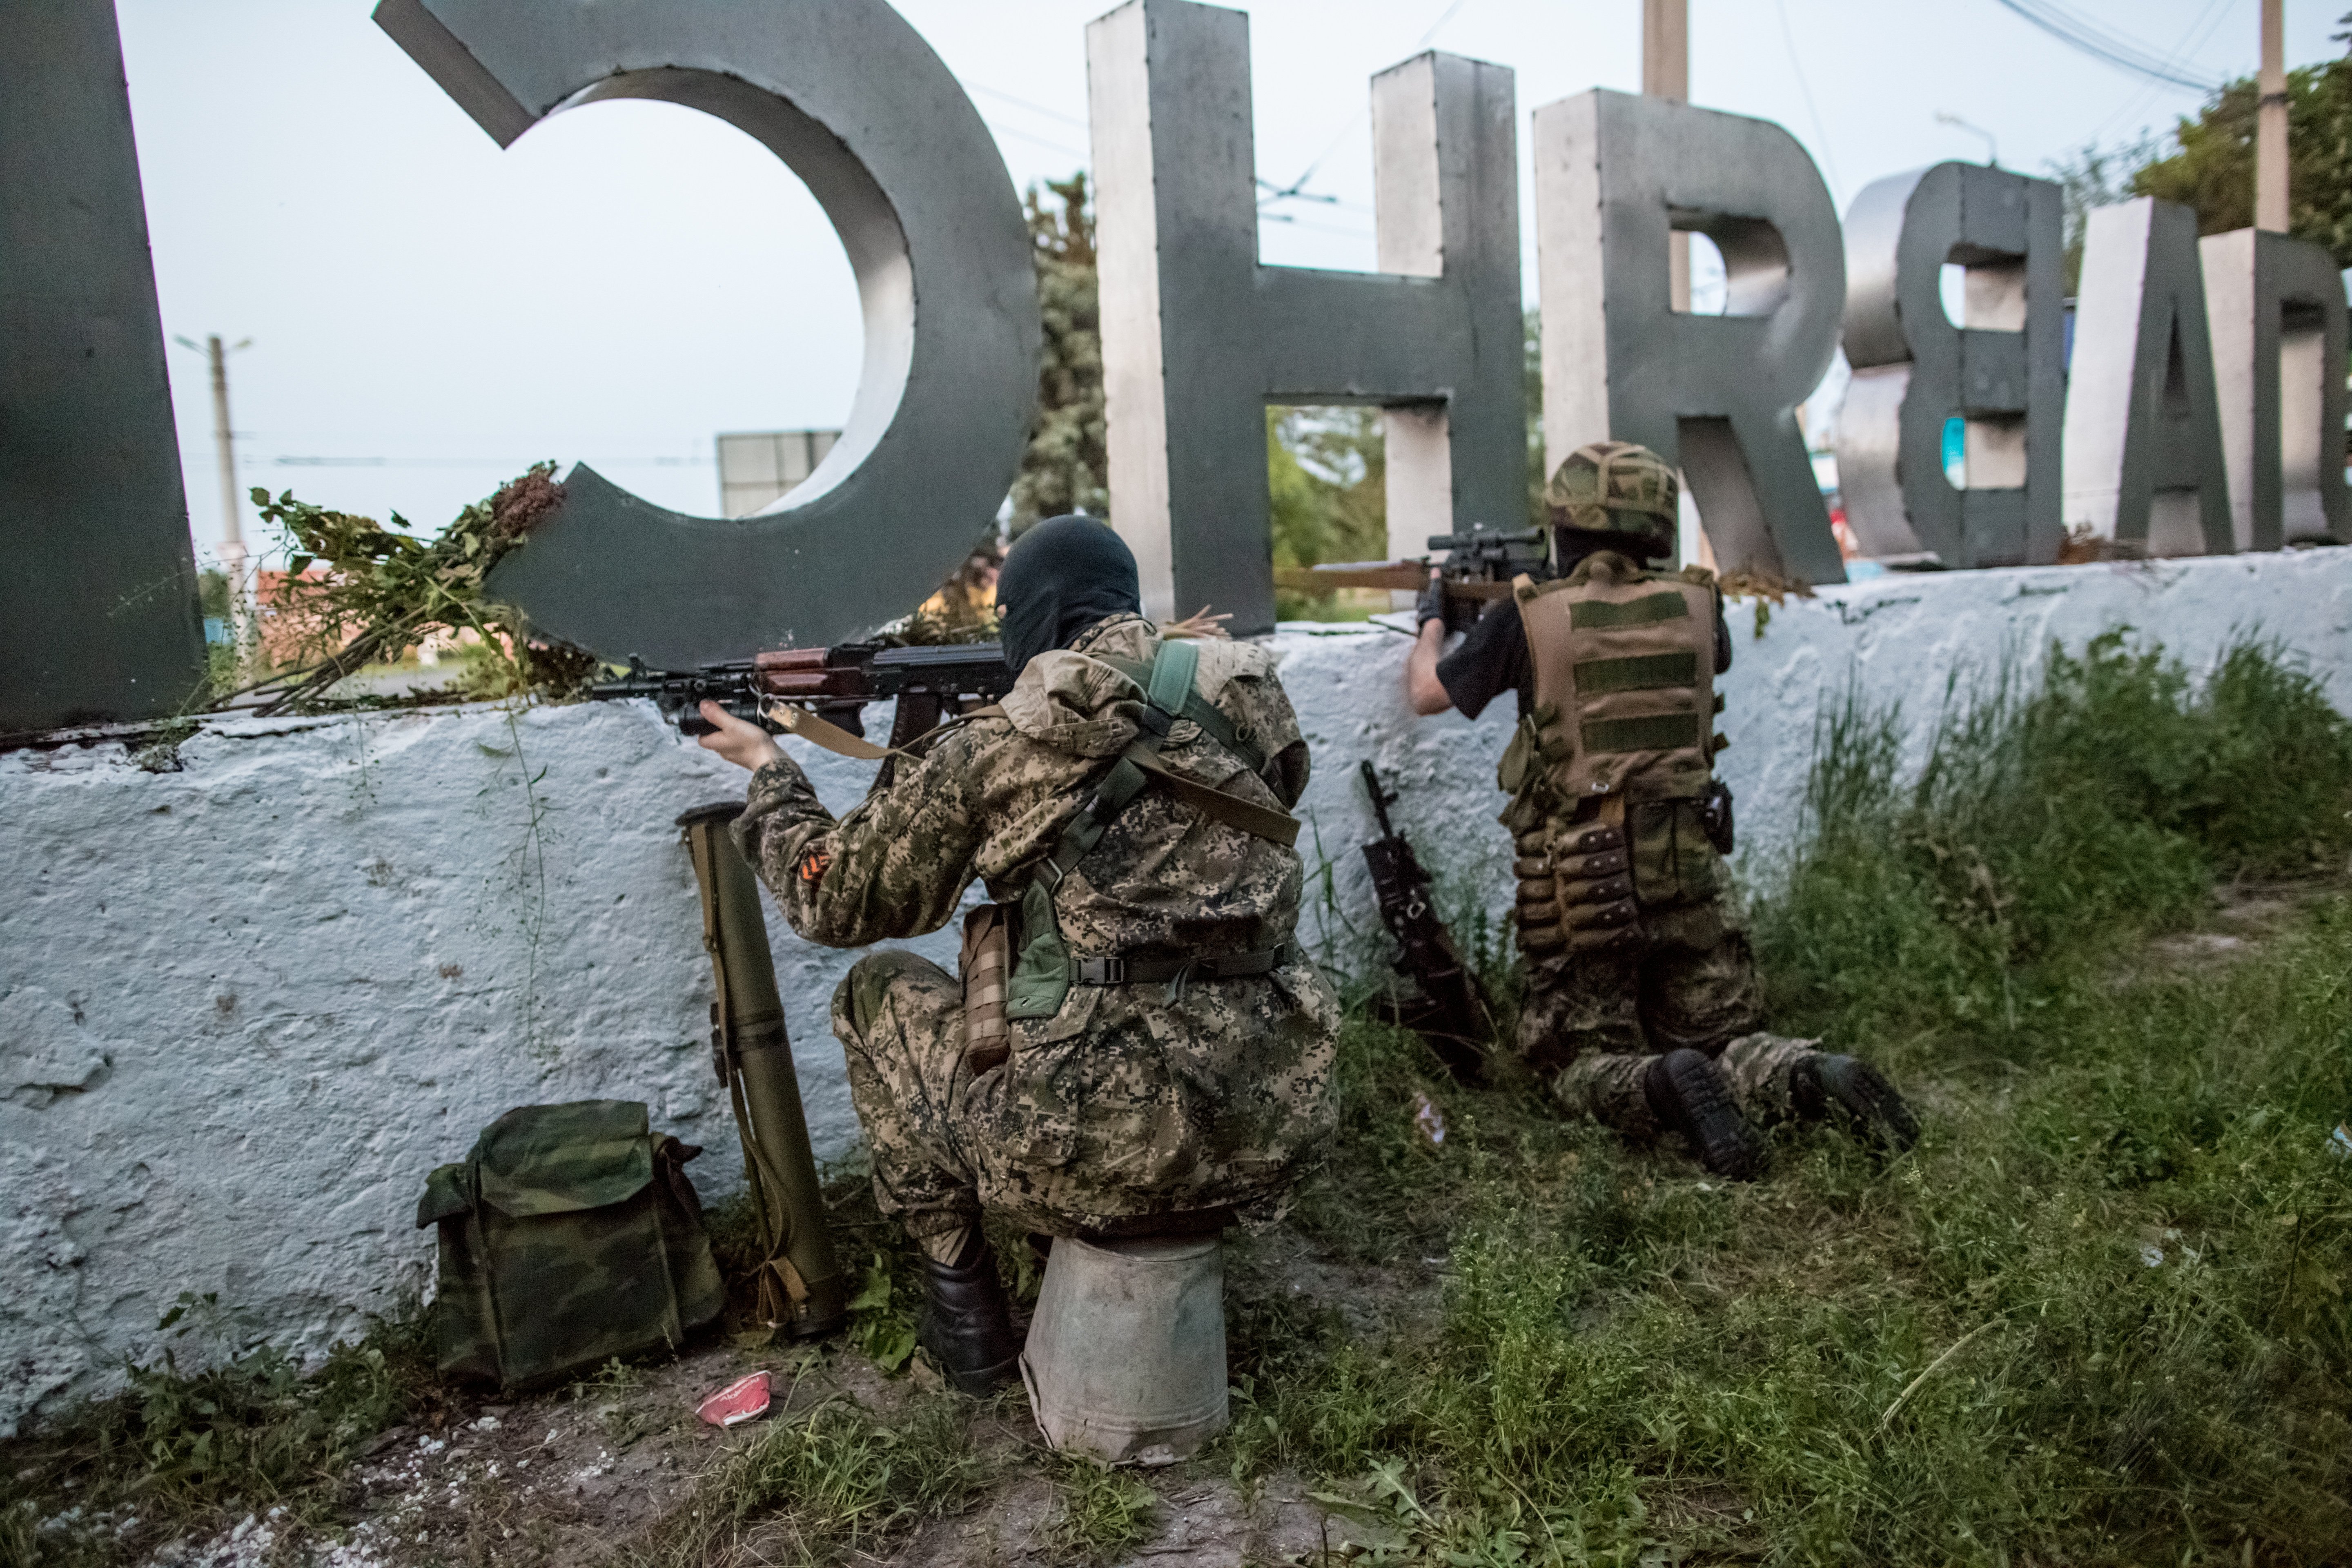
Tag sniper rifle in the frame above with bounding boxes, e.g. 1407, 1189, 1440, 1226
1359, 760, 1494, 1084
590, 641, 1013, 755
1272, 522, 1553, 634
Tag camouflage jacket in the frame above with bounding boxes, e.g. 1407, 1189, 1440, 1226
733, 615, 1341, 1221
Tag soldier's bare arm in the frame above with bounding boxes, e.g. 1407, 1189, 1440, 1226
1405, 569, 1455, 715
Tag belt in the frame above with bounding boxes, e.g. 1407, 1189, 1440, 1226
1068, 944, 1291, 999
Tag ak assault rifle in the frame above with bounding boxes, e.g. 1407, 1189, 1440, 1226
1272, 523, 1553, 634
1359, 761, 1494, 1085
591, 641, 1013, 751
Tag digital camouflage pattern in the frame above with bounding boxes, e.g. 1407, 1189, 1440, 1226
416, 1100, 724, 1388
1548, 1031, 1824, 1139
733, 615, 1340, 1241
1544, 440, 1679, 548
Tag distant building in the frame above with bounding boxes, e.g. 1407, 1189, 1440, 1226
716, 429, 840, 518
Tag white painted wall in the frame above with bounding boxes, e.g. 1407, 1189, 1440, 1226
6, 548, 2349, 1430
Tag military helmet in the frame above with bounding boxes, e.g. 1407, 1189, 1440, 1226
1544, 441, 1678, 554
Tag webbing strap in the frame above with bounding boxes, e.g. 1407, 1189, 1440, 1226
1036, 641, 1300, 891
1070, 945, 1289, 985
1129, 749, 1300, 847
1147, 637, 1198, 715
1099, 653, 1267, 773
1071, 943, 1290, 1001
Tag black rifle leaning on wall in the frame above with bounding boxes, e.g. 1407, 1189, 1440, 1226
677, 803, 849, 1340
1359, 761, 1495, 1085
593, 642, 1013, 760
1270, 523, 1555, 635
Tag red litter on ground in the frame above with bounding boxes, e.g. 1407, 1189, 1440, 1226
696, 1370, 772, 1428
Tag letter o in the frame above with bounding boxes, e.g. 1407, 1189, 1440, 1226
376, 0, 1040, 666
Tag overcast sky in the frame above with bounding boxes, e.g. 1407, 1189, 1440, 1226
116, 0, 2344, 561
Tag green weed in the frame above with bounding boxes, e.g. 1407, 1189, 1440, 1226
633, 1393, 991, 1568
0, 1300, 439, 1566
1757, 631, 2352, 1050
1235, 635, 2352, 1564
1043, 1455, 1159, 1562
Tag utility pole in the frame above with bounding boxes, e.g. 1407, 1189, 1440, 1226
2256, 0, 2289, 232
175, 333, 254, 654
1644, 0, 1690, 310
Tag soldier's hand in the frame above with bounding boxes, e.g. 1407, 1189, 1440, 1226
1415, 568, 1449, 630
697, 700, 784, 773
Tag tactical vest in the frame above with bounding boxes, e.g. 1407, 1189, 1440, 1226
1511, 552, 1720, 804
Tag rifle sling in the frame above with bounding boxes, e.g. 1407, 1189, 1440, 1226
768, 703, 895, 762
1129, 749, 1299, 847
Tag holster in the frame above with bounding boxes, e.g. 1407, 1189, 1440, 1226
960, 902, 1015, 1075
1700, 779, 1736, 857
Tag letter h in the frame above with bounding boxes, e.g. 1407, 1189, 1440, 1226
1088, 0, 1525, 635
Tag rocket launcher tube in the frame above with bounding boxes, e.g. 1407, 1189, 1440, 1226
677, 803, 848, 1340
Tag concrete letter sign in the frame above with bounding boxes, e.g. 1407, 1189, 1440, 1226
1837, 163, 2065, 568
1, 0, 207, 731
374, 0, 1040, 666
2200, 228, 2348, 550
2061, 198, 2232, 557
1533, 90, 1846, 586
1087, 0, 1525, 634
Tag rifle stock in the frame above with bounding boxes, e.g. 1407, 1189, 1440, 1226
1272, 565, 1514, 599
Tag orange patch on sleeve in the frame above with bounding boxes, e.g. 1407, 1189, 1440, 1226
798, 849, 832, 884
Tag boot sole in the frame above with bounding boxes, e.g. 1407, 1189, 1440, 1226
1820, 1058, 1921, 1153
1654, 1051, 1764, 1181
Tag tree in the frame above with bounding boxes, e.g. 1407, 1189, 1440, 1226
1269, 407, 1388, 619
1009, 174, 1107, 530
2131, 21, 2352, 267
2040, 18, 2352, 287
2044, 131, 2173, 290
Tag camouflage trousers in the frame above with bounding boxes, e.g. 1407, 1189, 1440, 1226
831, 949, 1339, 1253
1517, 898, 1816, 1137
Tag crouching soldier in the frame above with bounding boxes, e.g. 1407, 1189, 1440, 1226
1403, 441, 1917, 1178
696, 516, 1339, 1393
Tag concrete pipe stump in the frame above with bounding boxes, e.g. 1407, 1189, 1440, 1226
1020, 1234, 1229, 1466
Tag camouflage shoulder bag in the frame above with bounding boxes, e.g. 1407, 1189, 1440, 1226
415, 1099, 726, 1388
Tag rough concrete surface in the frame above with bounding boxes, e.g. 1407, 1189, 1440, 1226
4, 547, 2348, 1429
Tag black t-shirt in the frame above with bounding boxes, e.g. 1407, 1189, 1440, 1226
1434, 561, 1733, 722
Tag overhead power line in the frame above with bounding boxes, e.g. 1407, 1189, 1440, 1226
1987, 0, 2221, 92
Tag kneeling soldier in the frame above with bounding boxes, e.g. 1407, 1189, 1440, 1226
1403, 441, 1917, 1178
697, 516, 1339, 1392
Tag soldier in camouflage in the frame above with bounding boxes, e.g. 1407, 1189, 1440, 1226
697, 515, 1339, 1392
1403, 441, 1918, 1178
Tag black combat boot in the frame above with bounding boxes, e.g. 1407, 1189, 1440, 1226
1644, 1048, 1765, 1180
916, 1232, 1025, 1396
1791, 1054, 1921, 1153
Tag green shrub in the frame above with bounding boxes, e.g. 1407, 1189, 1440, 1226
1757, 633, 2352, 1050
1244, 635, 2352, 1564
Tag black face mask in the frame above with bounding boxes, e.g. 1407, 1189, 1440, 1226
995, 515, 1142, 677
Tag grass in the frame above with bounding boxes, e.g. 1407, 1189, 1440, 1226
1043, 1455, 1160, 1561
1229, 633, 2352, 1564
625, 1392, 995, 1568
7, 631, 2349, 1567
0, 1298, 453, 1568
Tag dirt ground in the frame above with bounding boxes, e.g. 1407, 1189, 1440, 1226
127, 1227, 1422, 1568
112, 871, 2348, 1568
